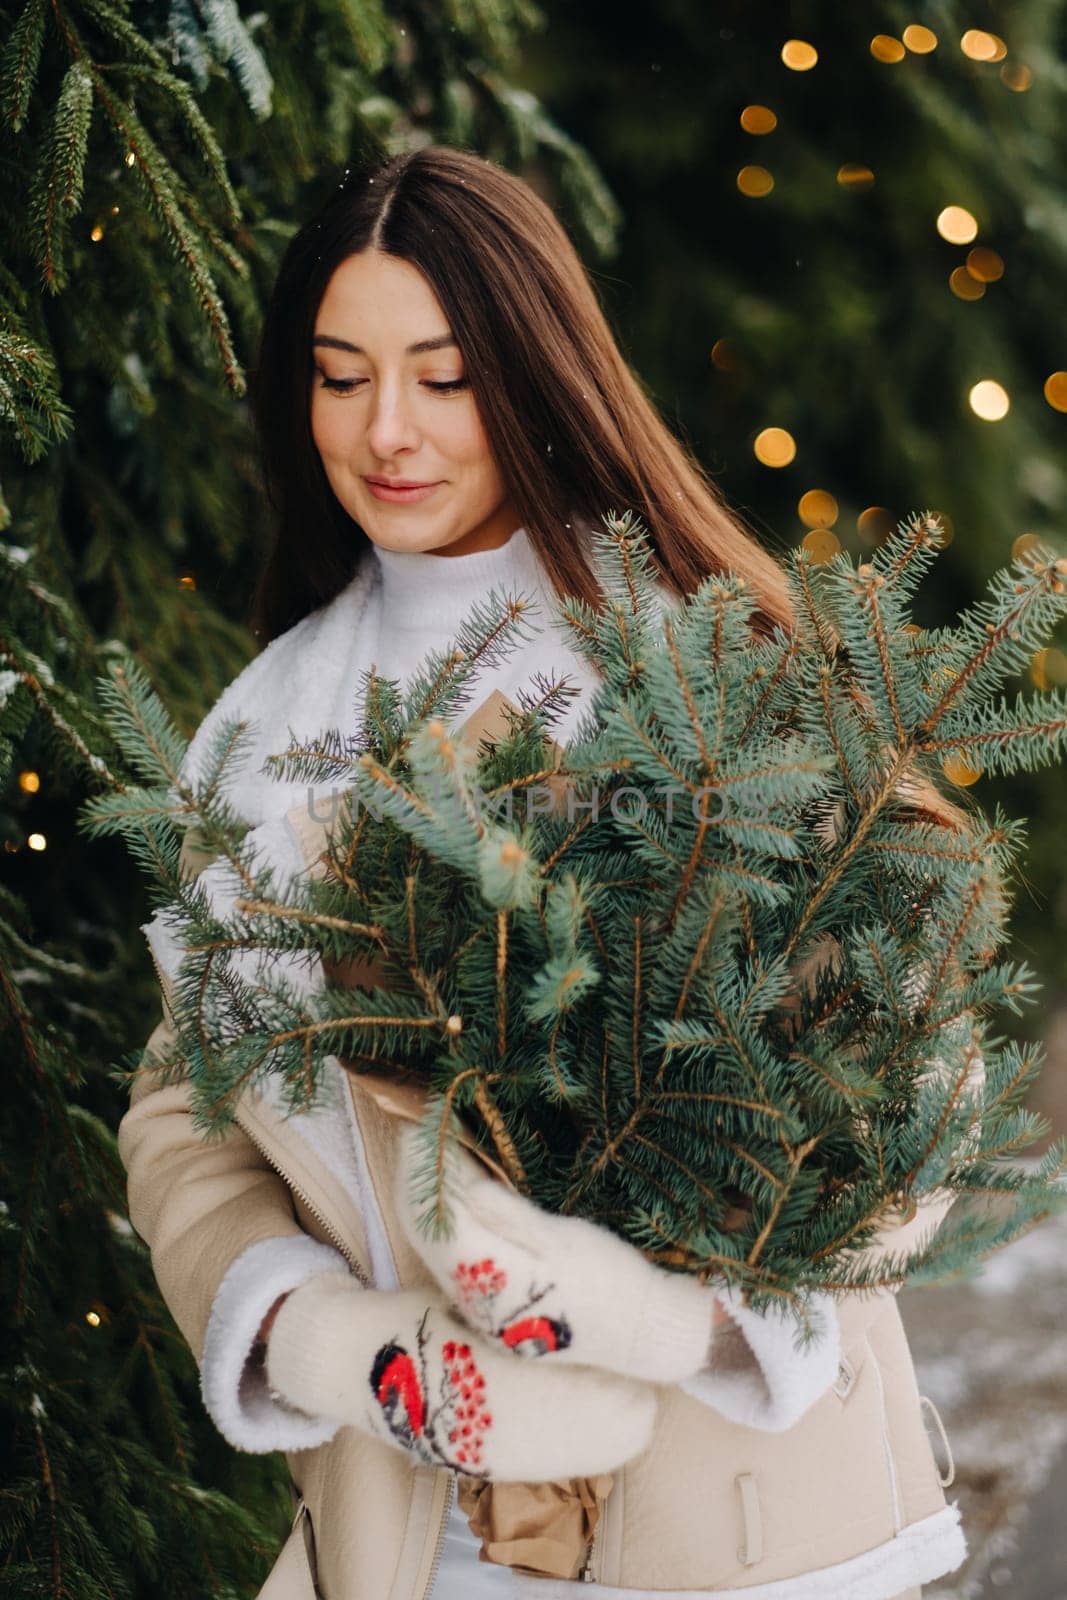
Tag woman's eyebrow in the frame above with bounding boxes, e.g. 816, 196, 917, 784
312, 333, 458, 355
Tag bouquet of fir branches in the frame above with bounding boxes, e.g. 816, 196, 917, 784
85, 511, 1067, 1306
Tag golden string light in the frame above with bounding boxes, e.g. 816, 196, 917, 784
961, 30, 1005, 62
837, 164, 875, 190
781, 39, 818, 71
857, 507, 895, 544
737, 166, 774, 197
753, 427, 796, 467
710, 338, 740, 372
1012, 532, 1050, 563
937, 206, 979, 244
965, 247, 1004, 282
902, 25, 938, 53
801, 528, 840, 563
1043, 373, 1067, 413
798, 489, 839, 527
18, 770, 40, 793
969, 381, 1010, 421
949, 267, 985, 301
942, 754, 982, 786
1000, 62, 1032, 91
27, 833, 46, 851
740, 105, 777, 134
1030, 648, 1067, 690
870, 35, 906, 63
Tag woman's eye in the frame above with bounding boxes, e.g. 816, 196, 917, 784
318, 376, 469, 394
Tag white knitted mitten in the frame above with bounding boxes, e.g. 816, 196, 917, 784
393, 1125, 725, 1386
265, 1274, 657, 1482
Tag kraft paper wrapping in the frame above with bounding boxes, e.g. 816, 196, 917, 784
454, 1472, 615, 1580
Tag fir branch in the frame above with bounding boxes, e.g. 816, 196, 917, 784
0, 0, 48, 130
87, 68, 244, 391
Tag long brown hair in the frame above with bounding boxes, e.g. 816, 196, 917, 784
247, 142, 981, 844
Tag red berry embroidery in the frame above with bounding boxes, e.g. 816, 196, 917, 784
453, 1259, 509, 1300
435, 1336, 494, 1472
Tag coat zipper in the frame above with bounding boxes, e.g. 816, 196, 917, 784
421, 1472, 456, 1600
233, 1104, 371, 1287
579, 1503, 602, 1583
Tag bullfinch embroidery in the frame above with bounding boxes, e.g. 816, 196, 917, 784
369, 1342, 425, 1448
451, 1256, 573, 1357
369, 1308, 494, 1472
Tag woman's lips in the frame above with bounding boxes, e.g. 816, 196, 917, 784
364, 478, 443, 504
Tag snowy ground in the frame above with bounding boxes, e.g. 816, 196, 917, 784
902, 1204, 1067, 1599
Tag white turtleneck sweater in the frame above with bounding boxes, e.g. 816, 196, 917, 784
369, 522, 605, 733
152, 523, 841, 1600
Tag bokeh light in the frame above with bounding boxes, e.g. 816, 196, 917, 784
737, 166, 774, 197
781, 39, 818, 71
801, 528, 841, 563
1030, 648, 1067, 690
1013, 532, 1051, 563
740, 105, 777, 134
1000, 61, 1033, 91
937, 206, 979, 244
837, 164, 875, 190
754, 427, 796, 467
902, 25, 938, 53
949, 267, 985, 301
942, 754, 982, 786
969, 380, 1010, 420
710, 338, 740, 372
965, 247, 1004, 282
870, 35, 906, 63
960, 30, 1004, 61
857, 507, 895, 544
798, 489, 839, 528
1043, 372, 1067, 413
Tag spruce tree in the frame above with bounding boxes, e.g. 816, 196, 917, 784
0, 0, 618, 1587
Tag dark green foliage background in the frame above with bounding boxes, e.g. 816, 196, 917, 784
1, 0, 1064, 1592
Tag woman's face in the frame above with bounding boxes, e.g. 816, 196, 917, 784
309, 249, 520, 558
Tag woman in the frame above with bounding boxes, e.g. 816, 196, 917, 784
119, 144, 969, 1600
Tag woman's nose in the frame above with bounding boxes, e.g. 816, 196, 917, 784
365, 384, 420, 456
